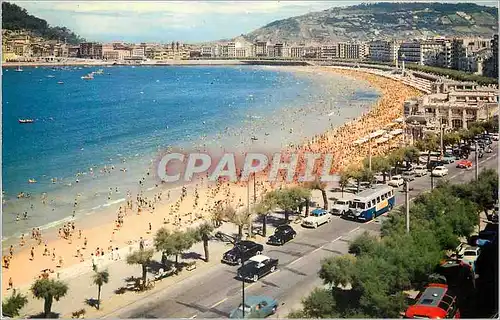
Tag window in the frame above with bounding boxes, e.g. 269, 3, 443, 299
371, 200, 376, 207
377, 196, 381, 203
381, 194, 386, 200
260, 301, 268, 307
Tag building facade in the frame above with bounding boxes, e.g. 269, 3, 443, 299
79, 42, 103, 59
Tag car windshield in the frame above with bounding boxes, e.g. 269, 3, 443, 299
337, 200, 348, 205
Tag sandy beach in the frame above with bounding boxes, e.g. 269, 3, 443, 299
1, 66, 423, 295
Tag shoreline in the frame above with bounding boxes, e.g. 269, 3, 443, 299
1, 65, 375, 243
1, 66, 422, 295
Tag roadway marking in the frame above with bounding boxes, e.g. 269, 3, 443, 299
348, 226, 360, 234
331, 235, 343, 243
311, 246, 323, 253
289, 257, 303, 265
189, 314, 197, 319
210, 297, 228, 309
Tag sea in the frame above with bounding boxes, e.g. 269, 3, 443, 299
2, 65, 380, 242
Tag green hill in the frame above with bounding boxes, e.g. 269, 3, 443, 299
245, 2, 498, 43
2, 2, 85, 44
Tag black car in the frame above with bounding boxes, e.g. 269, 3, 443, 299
222, 240, 264, 265
237, 255, 279, 282
267, 225, 296, 245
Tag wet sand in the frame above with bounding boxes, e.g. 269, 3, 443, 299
1, 66, 423, 294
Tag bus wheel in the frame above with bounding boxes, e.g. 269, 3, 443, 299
388, 204, 393, 211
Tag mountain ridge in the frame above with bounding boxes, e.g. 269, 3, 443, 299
242, 2, 498, 44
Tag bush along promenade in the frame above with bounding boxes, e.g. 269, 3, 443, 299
288, 169, 498, 319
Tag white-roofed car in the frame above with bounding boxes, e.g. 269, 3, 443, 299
301, 208, 331, 228
414, 165, 428, 177
237, 255, 279, 282
330, 199, 350, 216
387, 175, 405, 187
431, 166, 449, 177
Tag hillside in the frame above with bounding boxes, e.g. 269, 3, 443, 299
244, 2, 498, 43
2, 2, 85, 44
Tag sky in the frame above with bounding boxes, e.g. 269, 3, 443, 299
11, 0, 499, 43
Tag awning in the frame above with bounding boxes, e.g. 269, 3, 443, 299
368, 129, 386, 139
376, 137, 389, 144
389, 129, 403, 135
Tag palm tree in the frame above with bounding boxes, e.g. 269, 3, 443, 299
2, 289, 28, 318
210, 203, 225, 227
229, 210, 251, 240
339, 171, 350, 197
254, 191, 278, 237
171, 41, 175, 51
30, 278, 68, 318
193, 222, 214, 262
92, 269, 109, 310
176, 41, 180, 51
126, 248, 154, 290
292, 187, 312, 217
305, 178, 329, 210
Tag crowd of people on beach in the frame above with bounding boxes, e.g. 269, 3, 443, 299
2, 68, 422, 296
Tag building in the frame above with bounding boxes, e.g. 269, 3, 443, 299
338, 42, 362, 59
399, 40, 422, 64
451, 37, 491, 70
369, 40, 400, 62
131, 45, 146, 59
321, 44, 338, 59
79, 42, 103, 59
405, 80, 498, 130
290, 44, 305, 58
254, 41, 267, 57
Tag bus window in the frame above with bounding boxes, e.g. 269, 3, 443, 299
371, 200, 375, 207
357, 202, 365, 209
381, 194, 386, 200
377, 196, 381, 203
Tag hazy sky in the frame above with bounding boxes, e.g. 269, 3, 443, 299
12, 1, 499, 43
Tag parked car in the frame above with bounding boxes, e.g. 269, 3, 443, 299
229, 296, 279, 318
456, 159, 472, 169
267, 225, 296, 245
485, 146, 493, 153
442, 154, 455, 164
237, 255, 278, 282
427, 160, 444, 171
414, 165, 428, 177
489, 133, 499, 141
431, 166, 449, 177
388, 175, 405, 187
402, 171, 415, 182
222, 240, 264, 265
301, 208, 331, 228
461, 246, 481, 269
330, 199, 350, 216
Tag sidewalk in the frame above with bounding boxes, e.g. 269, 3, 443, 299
16, 221, 238, 318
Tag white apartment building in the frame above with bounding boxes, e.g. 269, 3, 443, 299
321, 44, 338, 59
369, 40, 400, 62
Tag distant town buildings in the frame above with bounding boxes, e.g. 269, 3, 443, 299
1, 29, 497, 78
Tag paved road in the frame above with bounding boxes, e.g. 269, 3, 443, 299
112, 143, 498, 319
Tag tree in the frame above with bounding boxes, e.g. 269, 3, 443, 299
305, 178, 328, 210
292, 186, 312, 217
276, 188, 305, 222
402, 146, 420, 167
443, 132, 461, 147
254, 191, 278, 237
229, 210, 251, 240
415, 134, 439, 165
339, 171, 351, 197
2, 289, 28, 318
364, 156, 391, 182
30, 278, 68, 318
348, 232, 379, 256
154, 228, 195, 267
92, 269, 109, 310
193, 222, 214, 262
319, 255, 356, 288
210, 202, 225, 227
126, 248, 154, 290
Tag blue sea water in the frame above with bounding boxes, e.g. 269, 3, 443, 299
2, 65, 379, 239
